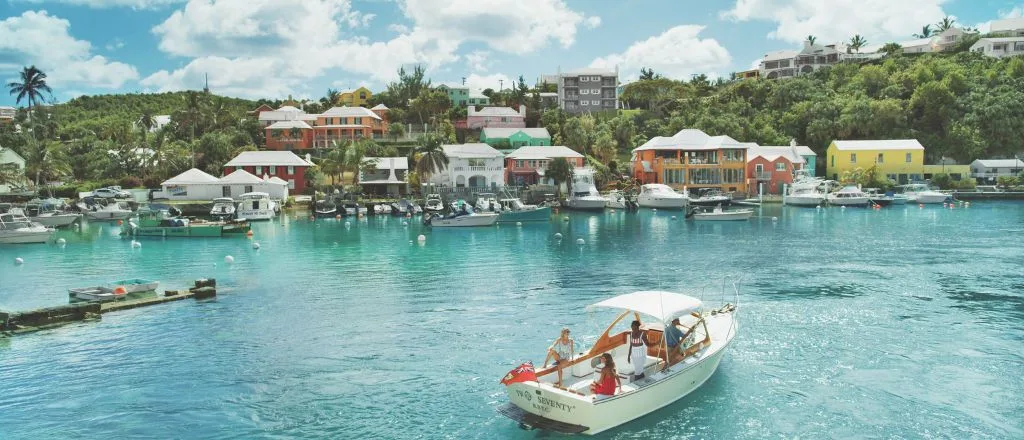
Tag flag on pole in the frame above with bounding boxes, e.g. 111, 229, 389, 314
500, 362, 537, 385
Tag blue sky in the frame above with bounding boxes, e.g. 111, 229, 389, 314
0, 0, 1020, 106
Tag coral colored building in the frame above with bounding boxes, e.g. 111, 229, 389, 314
223, 150, 313, 193
745, 145, 808, 194
260, 105, 390, 151
466, 105, 526, 129
631, 129, 749, 195
505, 145, 585, 186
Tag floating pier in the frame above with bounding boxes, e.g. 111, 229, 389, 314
0, 279, 217, 337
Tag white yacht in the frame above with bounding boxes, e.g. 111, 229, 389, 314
210, 197, 236, 220
826, 185, 870, 206
637, 184, 688, 209
690, 188, 731, 207
475, 193, 502, 213
424, 194, 445, 212
83, 201, 133, 220
605, 190, 627, 209
0, 212, 55, 244
900, 184, 950, 204
12, 199, 81, 228
236, 192, 277, 220
784, 171, 826, 207
691, 205, 754, 221
565, 169, 607, 211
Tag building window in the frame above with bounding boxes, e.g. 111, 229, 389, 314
723, 168, 745, 183
288, 166, 295, 174
591, 76, 600, 81
354, 117, 362, 124
581, 89, 589, 95
850, 153, 856, 164
269, 166, 276, 175
359, 93, 366, 99
222, 186, 230, 197
244, 185, 253, 193
256, 166, 263, 175
831, 155, 834, 167
580, 76, 589, 82
905, 153, 912, 163
775, 162, 787, 171
288, 179, 295, 190
876, 153, 884, 164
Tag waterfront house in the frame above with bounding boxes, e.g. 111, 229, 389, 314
505, 145, 585, 186
466, 106, 526, 129
359, 157, 408, 196
745, 144, 809, 194
969, 37, 1024, 58
429, 144, 505, 188
338, 87, 372, 107
970, 159, 1024, 184
0, 146, 26, 193
555, 67, 618, 113
157, 168, 289, 201
630, 129, 749, 195
480, 128, 551, 149
224, 150, 312, 193
826, 139, 924, 184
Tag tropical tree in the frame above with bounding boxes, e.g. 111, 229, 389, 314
639, 67, 661, 80
7, 66, 52, 117
591, 129, 617, 163
879, 42, 903, 56
849, 35, 867, 53
319, 142, 347, 186
387, 121, 406, 140
206, 98, 234, 130
138, 110, 156, 139
24, 140, 71, 186
174, 91, 206, 141
913, 25, 933, 39
935, 16, 956, 32
806, 35, 817, 46
321, 88, 340, 109
0, 162, 24, 189
409, 132, 449, 183
545, 156, 574, 197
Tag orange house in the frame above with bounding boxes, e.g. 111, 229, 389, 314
745, 146, 807, 194
312, 106, 389, 149
265, 120, 314, 150
631, 129, 749, 195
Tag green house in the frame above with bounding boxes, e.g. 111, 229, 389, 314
437, 85, 490, 107
480, 128, 552, 150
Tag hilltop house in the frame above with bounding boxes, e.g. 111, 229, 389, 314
428, 144, 505, 188
505, 145, 585, 186
553, 67, 619, 113
969, 37, 1024, 58
970, 159, 1024, 184
631, 129, 750, 195
466, 105, 526, 129
0, 106, 15, 124
338, 87, 372, 107
0, 146, 27, 193
436, 85, 490, 107
359, 157, 408, 195
223, 150, 312, 193
480, 127, 551, 149
261, 105, 389, 151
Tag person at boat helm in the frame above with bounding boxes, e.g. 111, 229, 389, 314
543, 327, 575, 387
664, 317, 689, 364
627, 320, 651, 381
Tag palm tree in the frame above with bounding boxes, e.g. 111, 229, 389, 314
806, 35, 817, 46
321, 88, 341, 109
206, 98, 233, 130
849, 35, 867, 53
7, 66, 52, 119
935, 16, 956, 32
0, 162, 24, 189
25, 140, 71, 186
913, 25, 933, 39
409, 133, 449, 183
387, 122, 406, 141
318, 142, 347, 186
880, 42, 903, 56
175, 91, 205, 141
546, 157, 574, 198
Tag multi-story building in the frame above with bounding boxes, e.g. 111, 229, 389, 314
338, 87, 372, 107
261, 105, 389, 151
970, 37, 1024, 58
0, 106, 16, 124
223, 150, 312, 193
989, 17, 1024, 37
555, 67, 618, 113
480, 128, 551, 149
437, 85, 491, 107
631, 129, 749, 195
825, 139, 925, 184
258, 105, 316, 128
745, 144, 812, 194
505, 146, 584, 186
466, 105, 526, 129
265, 120, 315, 151
970, 159, 1024, 184
429, 143, 505, 188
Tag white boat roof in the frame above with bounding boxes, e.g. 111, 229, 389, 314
589, 291, 703, 323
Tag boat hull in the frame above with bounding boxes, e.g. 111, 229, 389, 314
32, 214, 82, 228
497, 207, 552, 223
637, 197, 688, 209
691, 197, 731, 207
108, 279, 159, 293
912, 193, 949, 204
784, 195, 824, 206
85, 210, 132, 220
428, 213, 499, 227
0, 230, 53, 244
237, 209, 275, 220
692, 210, 754, 221
566, 198, 608, 211
127, 225, 226, 237
868, 197, 893, 207
827, 196, 869, 206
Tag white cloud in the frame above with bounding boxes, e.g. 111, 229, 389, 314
12, 0, 183, 9
141, 56, 298, 99
976, 6, 1023, 34
465, 50, 490, 72
0, 11, 139, 91
590, 25, 731, 79
720, 0, 950, 45
388, 23, 410, 33
585, 16, 602, 29
463, 73, 511, 92
105, 38, 125, 51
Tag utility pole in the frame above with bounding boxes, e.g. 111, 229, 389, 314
461, 77, 466, 86
499, 79, 504, 91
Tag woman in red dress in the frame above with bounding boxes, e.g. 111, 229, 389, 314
589, 353, 621, 396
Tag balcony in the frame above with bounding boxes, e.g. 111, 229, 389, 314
754, 171, 772, 180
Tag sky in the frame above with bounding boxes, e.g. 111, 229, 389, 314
0, 0, 1022, 106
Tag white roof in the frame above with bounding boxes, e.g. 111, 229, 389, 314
763, 50, 797, 61
481, 127, 551, 139
162, 168, 219, 185
371, 103, 389, 110
831, 139, 924, 151
562, 67, 617, 76
506, 145, 583, 160
258, 109, 313, 122
225, 151, 311, 167
365, 157, 409, 170
973, 159, 1024, 168
472, 106, 522, 117
991, 17, 1024, 32
219, 169, 264, 184
633, 129, 749, 152
972, 37, 1024, 45
538, 92, 558, 97
441, 143, 503, 158
277, 105, 301, 112
266, 120, 312, 130
589, 291, 703, 323
747, 146, 805, 164
266, 176, 288, 185
321, 106, 382, 120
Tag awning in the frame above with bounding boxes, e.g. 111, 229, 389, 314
588, 291, 702, 323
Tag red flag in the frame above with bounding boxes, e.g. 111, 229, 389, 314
500, 362, 537, 385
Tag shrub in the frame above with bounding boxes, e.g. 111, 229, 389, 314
930, 173, 952, 189
119, 176, 143, 188
142, 176, 163, 189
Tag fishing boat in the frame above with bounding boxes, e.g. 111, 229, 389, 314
689, 205, 754, 221
423, 202, 499, 227
690, 188, 731, 207
0, 212, 54, 244
784, 171, 826, 207
565, 169, 608, 211
313, 199, 338, 218
424, 194, 445, 212
67, 286, 120, 302
83, 201, 133, 220
900, 184, 950, 204
236, 192, 277, 220
826, 185, 870, 206
864, 189, 893, 207
210, 197, 237, 220
498, 290, 737, 435
122, 209, 250, 237
475, 193, 502, 213
497, 198, 551, 223
16, 199, 82, 228
107, 278, 159, 293
637, 184, 688, 209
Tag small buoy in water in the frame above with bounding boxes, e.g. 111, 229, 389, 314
252, 242, 260, 250
652, 208, 658, 212
554, 232, 563, 240
113, 286, 127, 295
14, 257, 24, 265
131, 240, 141, 248
840, 206, 846, 209
965, 202, 970, 207
516, 222, 522, 226
671, 216, 677, 220
345, 221, 351, 228
224, 255, 234, 264
576, 238, 585, 245
335, 215, 341, 220
610, 209, 616, 213
309, 216, 315, 221
246, 230, 254, 237
117, 219, 123, 225
56, 238, 66, 245
402, 221, 408, 226
815, 205, 821, 209
943, 202, 948, 208
918, 204, 924, 208
417, 234, 426, 242
772, 217, 778, 222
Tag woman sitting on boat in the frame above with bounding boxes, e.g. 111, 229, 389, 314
589, 353, 621, 397
627, 320, 651, 380
543, 327, 574, 387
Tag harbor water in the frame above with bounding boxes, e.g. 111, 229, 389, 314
1, 203, 1023, 439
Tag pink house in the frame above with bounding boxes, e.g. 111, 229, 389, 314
467, 105, 526, 129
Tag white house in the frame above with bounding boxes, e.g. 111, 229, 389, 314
359, 157, 409, 195
990, 17, 1024, 37
156, 168, 288, 201
969, 37, 1024, 58
0, 146, 27, 193
970, 159, 1024, 183
0, 106, 16, 124
429, 143, 505, 188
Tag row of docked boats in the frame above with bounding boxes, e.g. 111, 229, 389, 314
68, 278, 159, 302
210, 192, 280, 221
784, 173, 952, 208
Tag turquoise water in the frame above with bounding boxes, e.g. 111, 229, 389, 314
1, 203, 1023, 439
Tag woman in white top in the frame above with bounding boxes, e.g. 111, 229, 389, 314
543, 328, 574, 387
627, 320, 651, 381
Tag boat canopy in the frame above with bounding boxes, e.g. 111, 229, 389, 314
588, 291, 702, 323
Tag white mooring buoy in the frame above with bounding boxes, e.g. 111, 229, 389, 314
224, 255, 234, 264
14, 257, 24, 265
554, 233, 563, 240
576, 238, 585, 245
252, 242, 261, 250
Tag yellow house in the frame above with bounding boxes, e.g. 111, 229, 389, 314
826, 139, 925, 185
338, 87, 372, 107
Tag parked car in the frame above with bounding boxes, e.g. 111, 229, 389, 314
93, 186, 132, 199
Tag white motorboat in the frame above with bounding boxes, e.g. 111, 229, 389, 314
10, 204, 81, 228
210, 197, 236, 219
566, 169, 608, 211
424, 194, 445, 212
891, 194, 911, 205
423, 202, 499, 227
690, 205, 754, 221
900, 184, 950, 204
499, 290, 737, 435
497, 198, 551, 223
0, 212, 55, 244
236, 192, 277, 220
637, 184, 688, 209
83, 201, 133, 220
784, 172, 826, 207
605, 190, 627, 209
826, 185, 870, 206
475, 193, 502, 213
690, 188, 731, 207
68, 286, 120, 302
